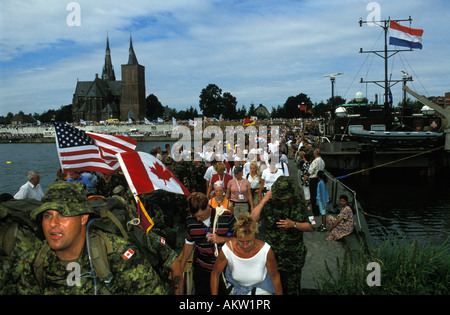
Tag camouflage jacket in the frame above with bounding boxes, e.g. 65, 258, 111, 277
259, 196, 309, 271
0, 225, 43, 295
188, 162, 207, 193
95, 174, 127, 197
15, 230, 170, 295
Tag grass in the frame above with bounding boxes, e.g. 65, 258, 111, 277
314, 237, 449, 295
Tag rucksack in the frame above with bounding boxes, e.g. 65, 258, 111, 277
33, 195, 173, 291
0, 199, 44, 273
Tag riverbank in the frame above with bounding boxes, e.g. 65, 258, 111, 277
0, 135, 174, 143
0, 118, 321, 143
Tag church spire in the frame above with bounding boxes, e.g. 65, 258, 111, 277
102, 33, 116, 81
127, 34, 139, 65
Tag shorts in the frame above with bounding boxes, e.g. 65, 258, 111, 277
317, 201, 327, 215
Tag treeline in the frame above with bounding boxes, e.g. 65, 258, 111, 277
1, 83, 367, 124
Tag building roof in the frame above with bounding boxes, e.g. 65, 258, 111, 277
127, 35, 139, 65
102, 36, 116, 81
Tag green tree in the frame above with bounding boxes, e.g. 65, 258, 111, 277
146, 94, 164, 120
55, 104, 73, 122
283, 93, 313, 118
199, 84, 223, 118
313, 96, 346, 118
199, 84, 238, 119
248, 103, 256, 117
222, 92, 238, 119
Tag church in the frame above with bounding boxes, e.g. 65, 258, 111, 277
72, 36, 146, 122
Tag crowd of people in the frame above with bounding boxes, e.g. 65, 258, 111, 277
1, 125, 355, 295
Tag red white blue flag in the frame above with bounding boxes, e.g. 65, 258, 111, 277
389, 20, 423, 49
54, 121, 137, 174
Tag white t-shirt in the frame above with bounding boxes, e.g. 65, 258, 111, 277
222, 242, 271, 292
203, 165, 217, 182
261, 168, 284, 190
247, 173, 260, 189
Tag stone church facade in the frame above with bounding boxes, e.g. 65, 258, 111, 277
72, 36, 146, 122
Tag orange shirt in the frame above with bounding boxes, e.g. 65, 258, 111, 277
209, 196, 231, 209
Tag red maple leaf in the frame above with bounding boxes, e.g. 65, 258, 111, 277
148, 162, 172, 185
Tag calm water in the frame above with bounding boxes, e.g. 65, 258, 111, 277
1, 142, 449, 247
340, 168, 450, 247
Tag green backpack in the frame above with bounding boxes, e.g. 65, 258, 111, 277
33, 196, 174, 292
0, 199, 44, 273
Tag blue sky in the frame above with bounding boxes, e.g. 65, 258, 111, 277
0, 0, 449, 117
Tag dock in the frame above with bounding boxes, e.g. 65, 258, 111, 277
287, 159, 373, 293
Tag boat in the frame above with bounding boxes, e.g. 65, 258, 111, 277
322, 17, 444, 149
43, 128, 55, 138
319, 17, 447, 172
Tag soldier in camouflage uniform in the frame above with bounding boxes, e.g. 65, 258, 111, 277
189, 159, 208, 194
95, 172, 127, 197
0, 204, 44, 294
90, 193, 183, 294
173, 159, 191, 192
16, 181, 170, 295
251, 176, 314, 295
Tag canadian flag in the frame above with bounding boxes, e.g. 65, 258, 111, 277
116, 151, 190, 196
123, 248, 135, 260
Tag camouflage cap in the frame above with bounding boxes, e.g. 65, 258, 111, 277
271, 176, 296, 200
30, 181, 94, 220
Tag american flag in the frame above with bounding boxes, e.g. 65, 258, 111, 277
54, 121, 137, 174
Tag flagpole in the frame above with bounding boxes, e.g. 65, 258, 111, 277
52, 121, 65, 173
359, 16, 414, 111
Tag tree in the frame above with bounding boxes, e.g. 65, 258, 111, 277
199, 84, 222, 118
248, 103, 256, 117
313, 96, 346, 118
283, 93, 313, 118
199, 84, 238, 119
55, 104, 73, 122
222, 92, 238, 119
146, 94, 164, 120
312, 101, 328, 118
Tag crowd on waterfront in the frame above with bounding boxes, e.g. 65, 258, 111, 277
1, 121, 355, 295
0, 117, 324, 140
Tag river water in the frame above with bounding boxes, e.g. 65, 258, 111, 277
1, 142, 449, 247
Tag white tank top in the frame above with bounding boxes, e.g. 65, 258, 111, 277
222, 241, 270, 287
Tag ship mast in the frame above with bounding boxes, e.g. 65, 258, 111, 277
358, 17, 414, 112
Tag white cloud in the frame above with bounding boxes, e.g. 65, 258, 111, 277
1, 0, 449, 116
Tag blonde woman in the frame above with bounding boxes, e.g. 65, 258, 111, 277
247, 161, 261, 207
210, 213, 282, 295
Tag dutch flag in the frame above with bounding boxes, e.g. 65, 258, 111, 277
389, 20, 423, 49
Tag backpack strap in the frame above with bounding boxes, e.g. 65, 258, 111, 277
99, 207, 129, 240
33, 242, 50, 290
87, 230, 114, 287
0, 222, 19, 273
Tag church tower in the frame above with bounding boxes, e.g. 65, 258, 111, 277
102, 35, 116, 81
120, 35, 146, 121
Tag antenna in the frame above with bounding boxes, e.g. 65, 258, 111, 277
324, 73, 344, 119
323, 73, 344, 99
323, 72, 344, 79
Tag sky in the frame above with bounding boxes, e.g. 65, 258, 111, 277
0, 0, 449, 117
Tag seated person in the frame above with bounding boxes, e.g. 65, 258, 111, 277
326, 195, 355, 242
